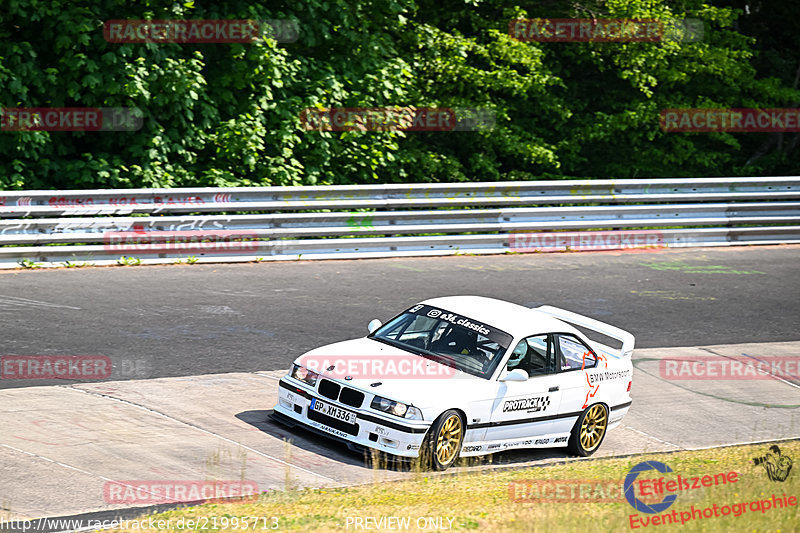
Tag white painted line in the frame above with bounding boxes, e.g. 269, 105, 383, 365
0, 295, 81, 310
617, 424, 682, 449
1, 444, 171, 512
699, 348, 800, 390
252, 372, 284, 381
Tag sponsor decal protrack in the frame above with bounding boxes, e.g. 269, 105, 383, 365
503, 395, 551, 413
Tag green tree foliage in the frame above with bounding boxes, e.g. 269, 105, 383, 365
0, 0, 797, 190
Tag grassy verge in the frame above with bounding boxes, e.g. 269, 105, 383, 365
107, 440, 799, 532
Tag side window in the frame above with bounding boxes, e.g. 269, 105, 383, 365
556, 334, 597, 371
507, 334, 555, 376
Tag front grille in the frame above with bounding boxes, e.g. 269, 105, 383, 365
339, 387, 365, 408
307, 408, 360, 435
318, 379, 340, 400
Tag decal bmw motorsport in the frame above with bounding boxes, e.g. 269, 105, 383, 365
588, 368, 631, 384
503, 395, 551, 413
407, 305, 513, 346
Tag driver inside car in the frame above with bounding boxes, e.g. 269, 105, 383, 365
506, 340, 528, 373
431, 326, 478, 355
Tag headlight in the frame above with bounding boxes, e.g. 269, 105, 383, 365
291, 364, 319, 386
370, 396, 423, 420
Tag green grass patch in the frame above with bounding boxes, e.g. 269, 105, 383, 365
103, 440, 799, 532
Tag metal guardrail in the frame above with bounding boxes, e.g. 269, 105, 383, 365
1, 177, 799, 268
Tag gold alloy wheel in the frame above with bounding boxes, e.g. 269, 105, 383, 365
579, 404, 607, 452
435, 414, 462, 465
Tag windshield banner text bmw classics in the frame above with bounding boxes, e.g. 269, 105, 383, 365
406, 305, 513, 347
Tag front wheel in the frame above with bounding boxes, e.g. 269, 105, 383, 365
423, 410, 464, 471
568, 403, 608, 456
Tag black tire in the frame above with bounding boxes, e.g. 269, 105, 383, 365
422, 409, 465, 471
567, 403, 608, 457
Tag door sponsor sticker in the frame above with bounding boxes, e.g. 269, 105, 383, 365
503, 395, 551, 413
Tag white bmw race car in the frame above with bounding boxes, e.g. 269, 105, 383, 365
272, 296, 634, 470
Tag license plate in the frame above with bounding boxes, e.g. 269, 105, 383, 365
310, 398, 357, 424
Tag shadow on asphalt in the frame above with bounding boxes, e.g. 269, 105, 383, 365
237, 409, 577, 473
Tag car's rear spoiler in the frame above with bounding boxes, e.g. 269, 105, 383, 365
534, 305, 635, 359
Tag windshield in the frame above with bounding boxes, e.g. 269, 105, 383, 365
369, 304, 513, 379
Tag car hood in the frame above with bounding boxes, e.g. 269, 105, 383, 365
295, 337, 492, 409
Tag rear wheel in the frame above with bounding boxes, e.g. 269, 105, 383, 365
424, 410, 464, 471
568, 403, 608, 456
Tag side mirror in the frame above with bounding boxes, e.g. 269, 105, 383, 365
367, 319, 382, 334
500, 368, 529, 382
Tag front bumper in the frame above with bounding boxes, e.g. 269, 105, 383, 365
274, 377, 431, 458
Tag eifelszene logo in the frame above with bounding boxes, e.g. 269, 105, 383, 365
624, 461, 678, 514
752, 445, 793, 482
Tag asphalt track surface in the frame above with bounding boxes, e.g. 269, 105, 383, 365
0, 245, 799, 529
1, 245, 798, 389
